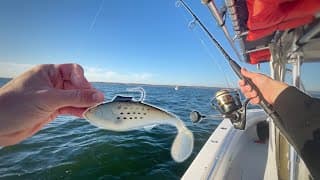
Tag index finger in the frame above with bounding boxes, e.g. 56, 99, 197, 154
238, 79, 246, 86
58, 64, 92, 89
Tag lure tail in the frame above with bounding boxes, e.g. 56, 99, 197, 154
171, 126, 194, 162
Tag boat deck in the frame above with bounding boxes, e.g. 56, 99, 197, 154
224, 132, 268, 180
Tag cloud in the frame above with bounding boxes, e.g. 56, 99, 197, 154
0, 62, 154, 84
84, 66, 153, 83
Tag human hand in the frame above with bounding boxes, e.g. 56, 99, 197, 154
238, 68, 288, 105
0, 64, 104, 146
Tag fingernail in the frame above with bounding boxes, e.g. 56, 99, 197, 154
92, 92, 104, 102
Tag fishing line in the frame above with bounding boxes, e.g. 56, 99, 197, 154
177, 0, 235, 63
175, 1, 232, 88
89, 0, 105, 31
199, 38, 233, 88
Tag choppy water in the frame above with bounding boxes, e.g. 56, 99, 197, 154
0, 78, 222, 180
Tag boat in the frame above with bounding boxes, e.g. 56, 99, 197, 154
175, 85, 179, 91
181, 0, 320, 179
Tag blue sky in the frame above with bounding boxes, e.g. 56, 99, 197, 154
0, 0, 319, 90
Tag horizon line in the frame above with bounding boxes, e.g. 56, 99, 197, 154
0, 76, 228, 89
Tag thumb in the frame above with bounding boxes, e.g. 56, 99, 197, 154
46, 89, 104, 109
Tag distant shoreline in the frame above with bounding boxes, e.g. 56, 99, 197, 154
1, 77, 320, 92
87, 81, 225, 89
0, 77, 223, 89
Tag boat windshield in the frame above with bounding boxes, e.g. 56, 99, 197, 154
288, 62, 320, 97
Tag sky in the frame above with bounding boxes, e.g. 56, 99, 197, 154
0, 0, 319, 90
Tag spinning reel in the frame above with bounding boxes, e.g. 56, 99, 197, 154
211, 89, 250, 130
189, 89, 249, 130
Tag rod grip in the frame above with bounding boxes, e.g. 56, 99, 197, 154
228, 59, 275, 114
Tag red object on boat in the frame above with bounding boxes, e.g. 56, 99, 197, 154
246, 0, 320, 41
249, 49, 271, 64
245, 0, 320, 64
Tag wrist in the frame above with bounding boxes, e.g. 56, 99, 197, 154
268, 82, 289, 104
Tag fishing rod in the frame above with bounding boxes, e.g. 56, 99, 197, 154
177, 0, 283, 130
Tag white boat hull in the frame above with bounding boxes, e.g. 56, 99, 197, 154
182, 109, 269, 180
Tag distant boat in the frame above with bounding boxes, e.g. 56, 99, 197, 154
174, 85, 179, 91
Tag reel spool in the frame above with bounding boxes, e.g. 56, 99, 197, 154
212, 89, 249, 130
212, 89, 242, 115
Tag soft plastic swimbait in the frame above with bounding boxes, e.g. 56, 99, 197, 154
83, 89, 194, 162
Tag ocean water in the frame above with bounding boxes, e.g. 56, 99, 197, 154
0, 78, 222, 180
